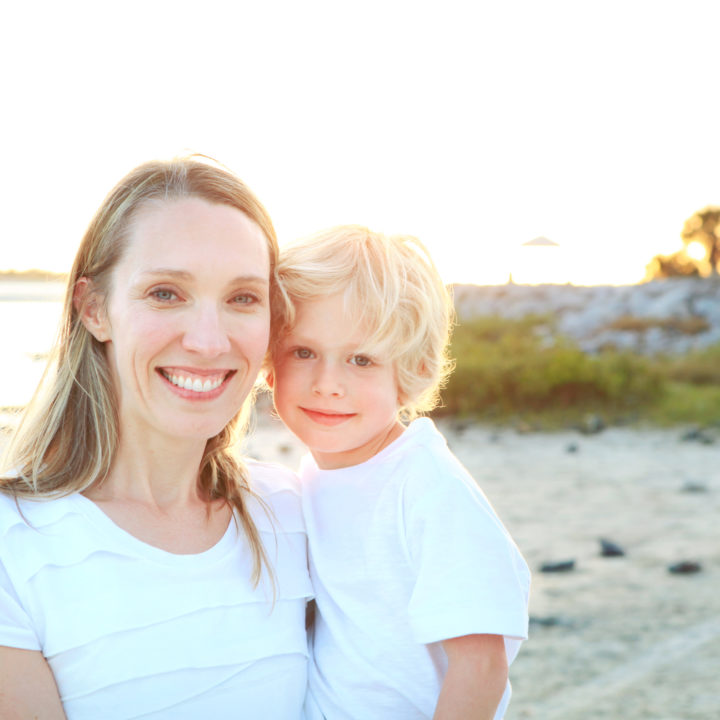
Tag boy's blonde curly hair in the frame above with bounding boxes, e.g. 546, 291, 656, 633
272, 225, 455, 420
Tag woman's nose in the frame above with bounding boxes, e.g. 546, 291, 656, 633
181, 304, 231, 357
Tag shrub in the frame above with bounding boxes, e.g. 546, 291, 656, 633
439, 316, 662, 418
605, 315, 710, 335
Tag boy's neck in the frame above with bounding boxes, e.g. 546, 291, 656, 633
311, 420, 406, 470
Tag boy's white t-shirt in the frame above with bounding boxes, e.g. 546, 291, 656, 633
301, 417, 530, 720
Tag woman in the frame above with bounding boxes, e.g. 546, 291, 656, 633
0, 156, 312, 719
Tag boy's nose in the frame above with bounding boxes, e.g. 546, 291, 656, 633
312, 361, 345, 397
181, 304, 231, 357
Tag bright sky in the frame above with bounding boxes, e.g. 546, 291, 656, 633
1, 0, 718, 286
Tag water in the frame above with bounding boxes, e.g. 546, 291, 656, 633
0, 281, 65, 411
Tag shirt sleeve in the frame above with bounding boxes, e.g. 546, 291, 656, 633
403, 467, 530, 654
0, 553, 40, 650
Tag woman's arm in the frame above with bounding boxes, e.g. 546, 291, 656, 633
434, 633, 508, 720
0, 646, 67, 720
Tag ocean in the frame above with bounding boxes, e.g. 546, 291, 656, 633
0, 281, 65, 411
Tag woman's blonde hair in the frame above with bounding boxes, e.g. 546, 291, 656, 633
1, 155, 278, 585
273, 225, 455, 420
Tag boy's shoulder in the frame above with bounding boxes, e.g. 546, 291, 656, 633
383, 418, 475, 496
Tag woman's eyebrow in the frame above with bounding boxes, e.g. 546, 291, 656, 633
136, 269, 268, 285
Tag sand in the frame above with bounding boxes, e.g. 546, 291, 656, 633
246, 409, 720, 720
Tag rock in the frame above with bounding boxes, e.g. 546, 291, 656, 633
680, 427, 715, 445
450, 420, 470, 435
452, 278, 720, 356
566, 443, 579, 453
668, 561, 702, 575
599, 538, 625, 557
529, 615, 572, 628
579, 414, 605, 435
681, 481, 708, 493
540, 559, 576, 573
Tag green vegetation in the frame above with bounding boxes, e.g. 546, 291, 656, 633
437, 316, 720, 427
604, 315, 710, 336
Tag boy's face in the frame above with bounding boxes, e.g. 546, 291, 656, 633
270, 293, 404, 469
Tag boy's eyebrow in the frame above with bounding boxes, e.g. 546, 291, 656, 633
282, 332, 372, 351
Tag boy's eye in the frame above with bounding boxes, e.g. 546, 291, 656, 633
293, 347, 315, 360
349, 354, 373, 367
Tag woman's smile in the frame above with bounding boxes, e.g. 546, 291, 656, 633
158, 367, 236, 398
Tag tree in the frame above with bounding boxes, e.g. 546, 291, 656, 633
645, 251, 701, 280
681, 206, 720, 276
645, 205, 720, 280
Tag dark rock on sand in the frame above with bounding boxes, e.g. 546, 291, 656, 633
529, 615, 573, 628
668, 561, 702, 575
578, 414, 605, 435
680, 427, 715, 445
681, 481, 708, 493
599, 538, 625, 557
540, 559, 576, 573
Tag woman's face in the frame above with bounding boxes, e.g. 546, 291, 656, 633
93, 196, 271, 444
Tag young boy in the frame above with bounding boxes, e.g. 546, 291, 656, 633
267, 226, 530, 720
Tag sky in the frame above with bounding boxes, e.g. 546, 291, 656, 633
1, 0, 718, 286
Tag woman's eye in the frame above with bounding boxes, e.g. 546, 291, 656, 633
293, 348, 314, 360
350, 354, 373, 367
151, 288, 177, 302
231, 293, 257, 305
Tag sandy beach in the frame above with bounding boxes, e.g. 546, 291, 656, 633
246, 405, 720, 720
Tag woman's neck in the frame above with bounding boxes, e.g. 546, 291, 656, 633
86, 431, 208, 511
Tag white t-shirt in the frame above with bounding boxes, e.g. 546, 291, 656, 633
301, 418, 530, 720
0, 461, 313, 720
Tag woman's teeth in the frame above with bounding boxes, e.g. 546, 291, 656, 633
162, 371, 226, 393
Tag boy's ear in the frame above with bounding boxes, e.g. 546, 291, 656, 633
73, 277, 110, 342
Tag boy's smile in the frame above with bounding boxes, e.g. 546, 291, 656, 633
270, 293, 404, 469
300, 408, 357, 426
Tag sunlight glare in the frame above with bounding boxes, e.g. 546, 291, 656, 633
686, 241, 707, 261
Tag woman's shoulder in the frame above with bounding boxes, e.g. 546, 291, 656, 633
0, 491, 84, 537
0, 493, 98, 589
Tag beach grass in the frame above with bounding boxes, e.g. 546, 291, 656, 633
438, 316, 720, 428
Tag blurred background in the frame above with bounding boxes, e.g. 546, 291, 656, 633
2, 2, 719, 717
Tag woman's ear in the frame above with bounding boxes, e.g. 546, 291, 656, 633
264, 368, 275, 389
73, 277, 110, 342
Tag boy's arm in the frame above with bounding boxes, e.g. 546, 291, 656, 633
433, 633, 508, 720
